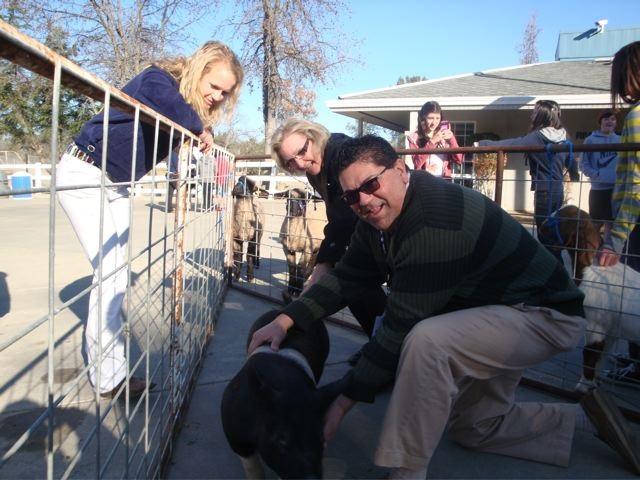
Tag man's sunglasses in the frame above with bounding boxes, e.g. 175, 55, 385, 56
284, 138, 310, 172
341, 166, 390, 205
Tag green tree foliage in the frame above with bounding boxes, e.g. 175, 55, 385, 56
215, 130, 266, 156
0, 18, 94, 160
345, 121, 407, 149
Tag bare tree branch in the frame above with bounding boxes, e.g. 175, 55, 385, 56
518, 12, 541, 65
226, 0, 358, 146
31, 0, 218, 87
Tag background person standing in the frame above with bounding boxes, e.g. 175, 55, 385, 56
406, 101, 463, 179
580, 110, 620, 235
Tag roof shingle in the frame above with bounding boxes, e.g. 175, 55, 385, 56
341, 61, 611, 100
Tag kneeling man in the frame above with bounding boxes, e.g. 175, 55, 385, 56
249, 135, 639, 477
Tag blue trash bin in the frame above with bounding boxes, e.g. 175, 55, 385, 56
10, 171, 32, 200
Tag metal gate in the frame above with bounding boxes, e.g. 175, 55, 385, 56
0, 19, 232, 478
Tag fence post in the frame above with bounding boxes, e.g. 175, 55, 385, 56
33, 162, 43, 189
494, 150, 505, 207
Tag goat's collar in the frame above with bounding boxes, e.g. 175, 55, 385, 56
250, 346, 316, 385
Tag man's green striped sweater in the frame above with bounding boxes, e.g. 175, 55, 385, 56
283, 170, 585, 402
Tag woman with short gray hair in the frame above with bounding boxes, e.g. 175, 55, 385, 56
271, 119, 386, 361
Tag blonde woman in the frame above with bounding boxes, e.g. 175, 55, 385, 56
271, 119, 387, 363
56, 42, 243, 399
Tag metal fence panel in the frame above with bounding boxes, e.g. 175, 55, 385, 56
1, 20, 233, 478
230, 143, 640, 419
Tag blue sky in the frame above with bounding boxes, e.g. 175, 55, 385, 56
204, 0, 640, 137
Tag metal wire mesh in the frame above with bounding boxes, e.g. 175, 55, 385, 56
1, 20, 233, 478
230, 141, 640, 418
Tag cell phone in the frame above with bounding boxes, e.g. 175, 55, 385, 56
439, 121, 450, 131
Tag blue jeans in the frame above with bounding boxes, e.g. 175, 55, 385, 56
534, 190, 564, 263
534, 190, 564, 231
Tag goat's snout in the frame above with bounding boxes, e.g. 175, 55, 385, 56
232, 176, 258, 197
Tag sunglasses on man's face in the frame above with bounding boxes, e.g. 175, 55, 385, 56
341, 166, 390, 205
284, 138, 310, 172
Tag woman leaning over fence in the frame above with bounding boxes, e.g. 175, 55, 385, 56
55, 42, 243, 399
271, 119, 387, 363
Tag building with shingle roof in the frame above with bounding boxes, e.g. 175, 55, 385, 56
326, 23, 640, 213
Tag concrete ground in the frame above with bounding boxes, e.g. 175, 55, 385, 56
3, 193, 640, 479
0, 193, 227, 478
166, 288, 640, 480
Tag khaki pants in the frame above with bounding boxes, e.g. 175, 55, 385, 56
374, 304, 586, 471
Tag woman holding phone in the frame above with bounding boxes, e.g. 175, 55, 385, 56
406, 100, 463, 179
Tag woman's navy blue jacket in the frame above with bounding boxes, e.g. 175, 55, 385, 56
74, 66, 203, 183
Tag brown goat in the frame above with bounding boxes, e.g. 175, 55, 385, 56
275, 188, 322, 303
540, 206, 640, 392
231, 176, 264, 282
538, 205, 601, 282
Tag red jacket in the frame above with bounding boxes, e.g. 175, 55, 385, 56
406, 131, 463, 178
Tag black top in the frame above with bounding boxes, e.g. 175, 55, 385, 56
306, 133, 357, 265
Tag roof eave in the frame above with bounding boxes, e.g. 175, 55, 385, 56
326, 94, 612, 112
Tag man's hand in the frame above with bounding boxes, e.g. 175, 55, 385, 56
598, 246, 620, 267
247, 314, 294, 354
323, 394, 356, 443
301, 262, 333, 295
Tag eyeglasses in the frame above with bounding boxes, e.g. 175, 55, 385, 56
284, 138, 310, 172
341, 166, 389, 205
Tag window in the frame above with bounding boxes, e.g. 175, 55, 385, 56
451, 122, 476, 185
451, 122, 476, 147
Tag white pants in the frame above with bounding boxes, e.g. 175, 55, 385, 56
56, 154, 129, 393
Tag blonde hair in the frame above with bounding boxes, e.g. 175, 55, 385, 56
270, 118, 330, 171
155, 41, 244, 128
